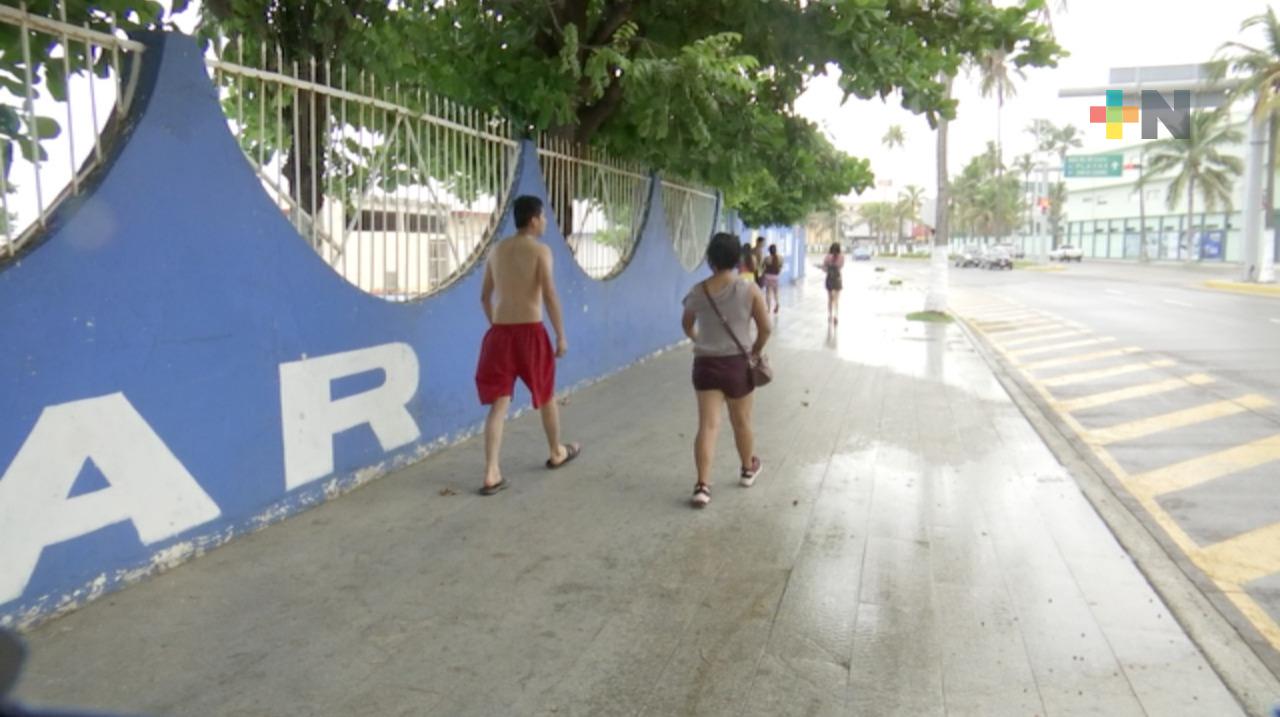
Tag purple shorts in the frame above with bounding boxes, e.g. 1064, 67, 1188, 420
692, 355, 753, 398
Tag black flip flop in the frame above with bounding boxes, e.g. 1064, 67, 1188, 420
479, 479, 508, 496
546, 443, 582, 470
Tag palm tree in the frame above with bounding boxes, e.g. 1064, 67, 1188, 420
1144, 111, 1245, 261
1212, 6, 1280, 278
898, 185, 926, 247
1049, 125, 1083, 168
976, 48, 1025, 175
1013, 153, 1036, 239
882, 125, 906, 150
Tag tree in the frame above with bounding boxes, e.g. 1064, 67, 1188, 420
1013, 152, 1036, 237
975, 47, 1024, 175
1047, 181, 1067, 247
0, 1, 176, 200
882, 125, 906, 150
1212, 6, 1280, 276
898, 184, 925, 246
1144, 111, 1244, 261
402, 0, 1061, 228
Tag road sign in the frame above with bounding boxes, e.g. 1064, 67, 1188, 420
1064, 154, 1123, 178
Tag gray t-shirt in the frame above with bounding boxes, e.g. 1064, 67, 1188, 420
683, 280, 756, 357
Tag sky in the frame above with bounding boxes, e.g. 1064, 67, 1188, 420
793, 0, 1274, 205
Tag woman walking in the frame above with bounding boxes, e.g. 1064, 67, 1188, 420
822, 242, 844, 325
681, 233, 772, 508
739, 242, 757, 285
762, 244, 783, 314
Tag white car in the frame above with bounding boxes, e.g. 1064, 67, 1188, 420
1049, 245, 1083, 262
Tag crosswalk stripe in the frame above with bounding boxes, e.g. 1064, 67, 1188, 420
1039, 359, 1177, 388
974, 308, 1041, 319
1127, 433, 1280, 499
1055, 374, 1214, 414
983, 322, 1069, 338
980, 318, 1063, 334
1001, 330, 1085, 348
1086, 394, 1273, 446
1024, 347, 1142, 371
1010, 336, 1115, 359
1197, 522, 1280, 587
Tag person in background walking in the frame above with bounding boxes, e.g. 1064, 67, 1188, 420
822, 242, 844, 325
681, 232, 771, 508
753, 237, 767, 289
763, 243, 783, 314
739, 242, 757, 284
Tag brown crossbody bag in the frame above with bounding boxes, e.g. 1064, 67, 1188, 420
701, 282, 773, 388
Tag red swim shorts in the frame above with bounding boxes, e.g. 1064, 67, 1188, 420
475, 322, 556, 408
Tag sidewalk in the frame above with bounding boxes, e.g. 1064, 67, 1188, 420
11, 268, 1246, 716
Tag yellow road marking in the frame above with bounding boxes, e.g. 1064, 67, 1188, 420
1127, 433, 1280, 499
1010, 336, 1115, 359
1001, 330, 1085, 348
975, 314, 1047, 328
1040, 359, 1177, 388
1055, 374, 1214, 414
995, 335, 1280, 654
1086, 395, 1273, 446
983, 322, 1070, 338
1197, 523, 1280, 586
1023, 347, 1142, 371
980, 319, 1064, 334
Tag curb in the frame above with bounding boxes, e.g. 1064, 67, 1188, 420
953, 316, 1280, 717
1204, 280, 1280, 298
1019, 264, 1067, 273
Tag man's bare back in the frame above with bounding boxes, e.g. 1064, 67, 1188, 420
481, 231, 566, 356
486, 235, 548, 324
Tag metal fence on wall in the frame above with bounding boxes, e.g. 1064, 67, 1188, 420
662, 179, 718, 271
207, 38, 519, 301
537, 134, 651, 279
0, 3, 145, 259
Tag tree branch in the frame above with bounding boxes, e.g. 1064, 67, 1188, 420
588, 1, 634, 47
575, 76, 626, 144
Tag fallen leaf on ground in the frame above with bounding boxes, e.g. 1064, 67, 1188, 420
438, 487, 458, 497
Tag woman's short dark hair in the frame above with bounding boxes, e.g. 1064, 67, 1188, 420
513, 195, 543, 229
829, 242, 842, 255
768, 244, 778, 255
706, 232, 741, 271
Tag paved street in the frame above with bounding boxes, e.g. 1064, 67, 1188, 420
9, 270, 1249, 716
888, 257, 1280, 680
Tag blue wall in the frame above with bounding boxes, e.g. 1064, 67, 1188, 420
0, 34, 740, 628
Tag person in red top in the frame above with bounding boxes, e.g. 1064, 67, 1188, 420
475, 196, 581, 495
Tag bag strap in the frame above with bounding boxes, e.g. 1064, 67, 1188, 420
701, 282, 752, 359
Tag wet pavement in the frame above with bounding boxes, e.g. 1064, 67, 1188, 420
11, 266, 1249, 716
898, 257, 1280, 684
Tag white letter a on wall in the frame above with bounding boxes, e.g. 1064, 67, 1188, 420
0, 393, 221, 605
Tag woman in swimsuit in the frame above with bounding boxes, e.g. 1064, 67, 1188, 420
822, 243, 844, 325
763, 244, 783, 314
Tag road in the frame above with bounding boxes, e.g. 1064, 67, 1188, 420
885, 257, 1280, 679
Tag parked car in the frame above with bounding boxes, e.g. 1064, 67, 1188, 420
852, 245, 873, 261
954, 249, 981, 268
981, 247, 1013, 270
997, 243, 1025, 259
1049, 245, 1083, 262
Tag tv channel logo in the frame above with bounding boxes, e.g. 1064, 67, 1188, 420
1090, 89, 1190, 140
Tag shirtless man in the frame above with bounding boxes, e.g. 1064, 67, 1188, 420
475, 195, 581, 495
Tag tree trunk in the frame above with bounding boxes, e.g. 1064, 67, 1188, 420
925, 75, 953, 314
